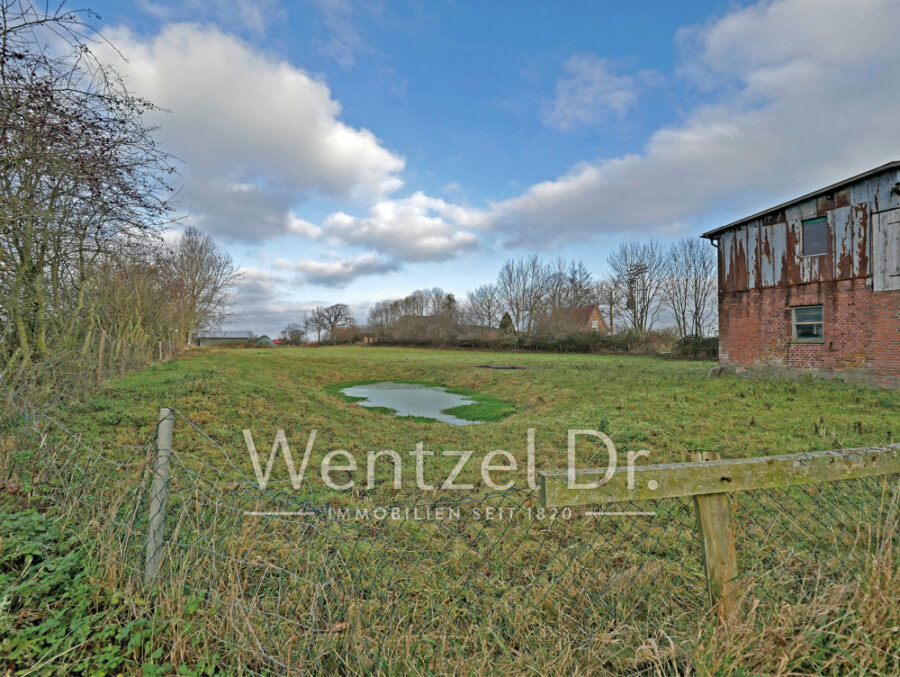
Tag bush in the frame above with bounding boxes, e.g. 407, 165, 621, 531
670, 335, 719, 360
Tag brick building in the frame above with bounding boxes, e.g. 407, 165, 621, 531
701, 161, 900, 388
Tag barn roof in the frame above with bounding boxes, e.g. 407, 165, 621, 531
550, 305, 604, 326
701, 160, 900, 240
194, 330, 254, 339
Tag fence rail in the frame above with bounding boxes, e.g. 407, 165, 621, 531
540, 444, 900, 619
4, 404, 898, 675
539, 445, 900, 506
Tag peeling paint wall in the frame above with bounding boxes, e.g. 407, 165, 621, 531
717, 170, 900, 293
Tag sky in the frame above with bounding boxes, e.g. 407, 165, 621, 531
84, 0, 900, 335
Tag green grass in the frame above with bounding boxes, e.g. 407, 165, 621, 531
0, 501, 178, 676
51, 346, 898, 479
5, 346, 899, 675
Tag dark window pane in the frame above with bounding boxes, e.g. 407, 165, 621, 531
794, 305, 823, 339
794, 306, 822, 323
795, 323, 823, 339
802, 217, 828, 256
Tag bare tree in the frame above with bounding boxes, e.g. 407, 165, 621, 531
497, 255, 552, 334
607, 240, 666, 338
425, 287, 446, 316
165, 228, 240, 345
367, 299, 398, 338
280, 323, 305, 345
595, 276, 625, 334
0, 0, 174, 362
305, 310, 323, 343
663, 237, 717, 338
316, 303, 353, 344
465, 283, 501, 330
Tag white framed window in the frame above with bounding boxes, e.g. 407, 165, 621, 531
591, 320, 599, 330
792, 305, 824, 341
801, 217, 828, 256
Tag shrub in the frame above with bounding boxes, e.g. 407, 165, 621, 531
670, 335, 719, 360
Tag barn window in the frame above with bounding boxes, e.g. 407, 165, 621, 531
801, 217, 828, 256
591, 320, 599, 330
793, 305, 824, 341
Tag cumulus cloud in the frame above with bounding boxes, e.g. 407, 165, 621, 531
96, 23, 404, 240
286, 214, 323, 239
496, 0, 900, 245
224, 268, 373, 334
542, 55, 639, 131
320, 192, 486, 261
274, 254, 398, 286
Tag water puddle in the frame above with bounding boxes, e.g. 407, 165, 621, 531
340, 382, 481, 425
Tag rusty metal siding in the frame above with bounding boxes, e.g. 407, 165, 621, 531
832, 205, 853, 279
747, 222, 759, 289
716, 169, 900, 293
874, 208, 900, 292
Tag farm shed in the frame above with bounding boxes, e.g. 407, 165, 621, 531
194, 330, 254, 347
702, 161, 900, 388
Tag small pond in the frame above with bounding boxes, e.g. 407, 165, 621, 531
341, 382, 481, 425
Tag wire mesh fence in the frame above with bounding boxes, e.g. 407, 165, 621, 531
3, 404, 898, 674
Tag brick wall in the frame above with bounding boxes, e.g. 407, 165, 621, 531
718, 278, 900, 385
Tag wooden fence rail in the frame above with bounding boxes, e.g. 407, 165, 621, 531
538, 444, 900, 620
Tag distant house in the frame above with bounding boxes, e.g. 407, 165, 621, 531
393, 314, 458, 342
460, 324, 498, 334
194, 330, 254, 347
547, 305, 609, 333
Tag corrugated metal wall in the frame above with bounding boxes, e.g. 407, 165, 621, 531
717, 170, 900, 293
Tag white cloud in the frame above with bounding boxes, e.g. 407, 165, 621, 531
286, 214, 323, 239
320, 192, 486, 261
225, 268, 374, 333
275, 253, 398, 286
97, 23, 405, 240
542, 55, 639, 131
496, 0, 900, 245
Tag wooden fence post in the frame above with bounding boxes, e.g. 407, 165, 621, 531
96, 329, 107, 384
145, 408, 174, 587
690, 451, 738, 622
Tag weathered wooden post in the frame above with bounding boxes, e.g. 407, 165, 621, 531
690, 451, 738, 622
96, 329, 107, 384
145, 407, 174, 587
540, 444, 900, 622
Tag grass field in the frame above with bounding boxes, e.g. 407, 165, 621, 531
57, 345, 898, 473
4, 346, 899, 675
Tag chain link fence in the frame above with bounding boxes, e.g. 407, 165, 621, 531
3, 405, 898, 674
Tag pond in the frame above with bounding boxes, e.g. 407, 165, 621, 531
340, 382, 482, 425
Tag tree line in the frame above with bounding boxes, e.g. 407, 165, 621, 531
282, 238, 717, 352
0, 1, 238, 405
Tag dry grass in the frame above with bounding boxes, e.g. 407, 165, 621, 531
639, 490, 900, 676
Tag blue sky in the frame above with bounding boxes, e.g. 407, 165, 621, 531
86, 0, 900, 334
